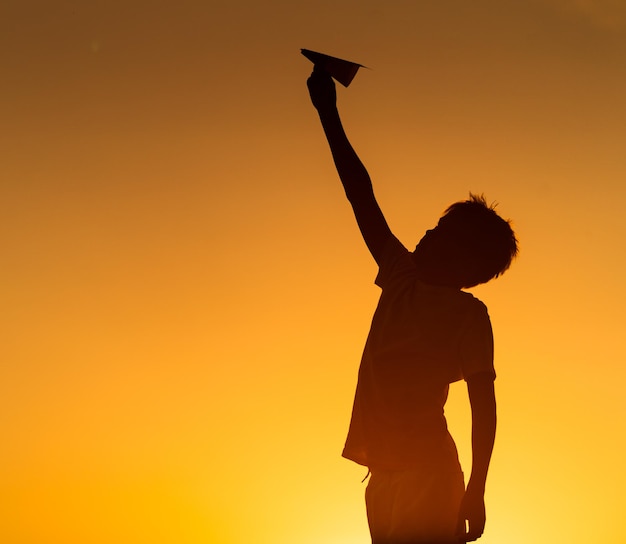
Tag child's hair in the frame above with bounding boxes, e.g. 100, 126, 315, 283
439, 193, 518, 288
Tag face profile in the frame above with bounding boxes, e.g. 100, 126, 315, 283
413, 195, 518, 289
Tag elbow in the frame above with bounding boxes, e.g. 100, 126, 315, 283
344, 183, 374, 205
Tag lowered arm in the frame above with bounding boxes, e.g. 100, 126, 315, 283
458, 372, 497, 542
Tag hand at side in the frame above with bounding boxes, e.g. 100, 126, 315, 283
456, 484, 486, 542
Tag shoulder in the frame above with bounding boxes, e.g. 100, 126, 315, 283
458, 290, 490, 318
374, 236, 413, 288
380, 235, 410, 262
457, 293, 493, 353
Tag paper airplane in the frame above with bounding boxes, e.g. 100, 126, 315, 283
301, 49, 364, 87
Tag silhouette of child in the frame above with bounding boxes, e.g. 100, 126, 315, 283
307, 67, 518, 544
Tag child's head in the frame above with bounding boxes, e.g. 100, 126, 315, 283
413, 194, 518, 289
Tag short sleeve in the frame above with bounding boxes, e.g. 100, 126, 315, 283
459, 302, 495, 380
374, 236, 415, 289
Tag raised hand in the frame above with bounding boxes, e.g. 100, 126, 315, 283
307, 66, 337, 113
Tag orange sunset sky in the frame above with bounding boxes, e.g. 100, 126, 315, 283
2, 1, 626, 543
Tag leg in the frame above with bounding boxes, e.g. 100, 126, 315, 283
365, 470, 395, 544
365, 463, 464, 544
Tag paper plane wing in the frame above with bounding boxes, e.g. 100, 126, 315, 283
301, 48, 364, 87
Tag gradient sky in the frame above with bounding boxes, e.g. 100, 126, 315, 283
2, 1, 626, 543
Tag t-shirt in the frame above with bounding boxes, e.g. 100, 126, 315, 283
342, 236, 495, 470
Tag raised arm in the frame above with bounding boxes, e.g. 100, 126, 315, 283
307, 67, 393, 264
457, 372, 497, 542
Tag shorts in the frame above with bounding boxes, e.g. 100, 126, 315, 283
365, 462, 465, 544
